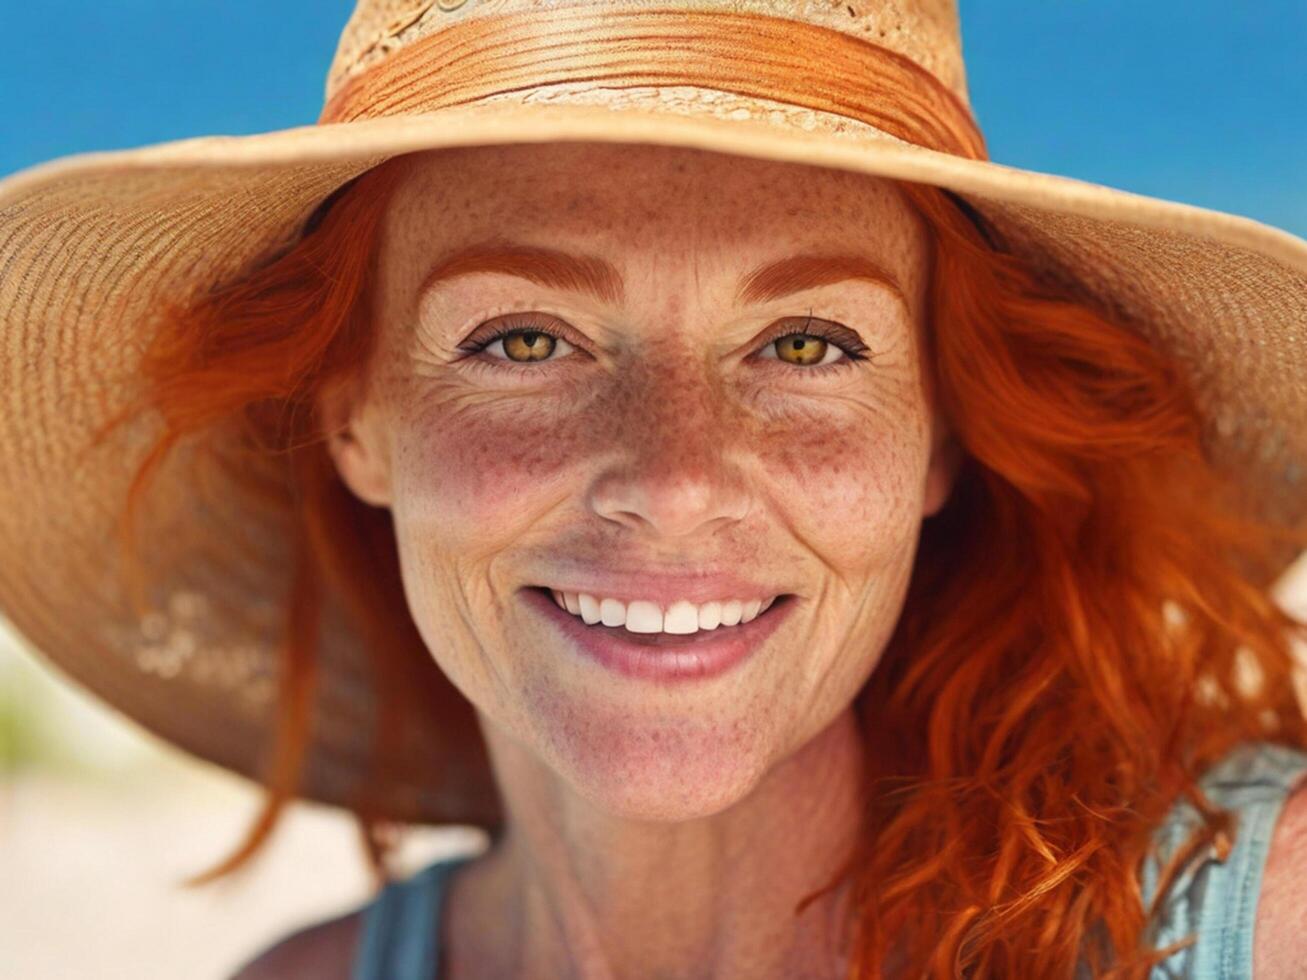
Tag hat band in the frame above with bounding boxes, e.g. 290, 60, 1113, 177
319, 7, 988, 161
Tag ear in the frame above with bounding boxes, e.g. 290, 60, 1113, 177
318, 377, 392, 509
922, 409, 963, 519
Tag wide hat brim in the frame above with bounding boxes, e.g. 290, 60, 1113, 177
2, 96, 1305, 825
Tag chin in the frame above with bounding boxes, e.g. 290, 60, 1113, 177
530, 695, 773, 822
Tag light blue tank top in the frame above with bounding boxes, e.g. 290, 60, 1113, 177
1137, 740, 1307, 978
352, 740, 1307, 979
351, 853, 475, 980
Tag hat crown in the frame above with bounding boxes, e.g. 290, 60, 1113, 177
325, 0, 969, 107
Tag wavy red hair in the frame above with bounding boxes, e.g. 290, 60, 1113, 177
100, 148, 1307, 978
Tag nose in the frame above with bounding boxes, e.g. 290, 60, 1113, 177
586, 364, 753, 541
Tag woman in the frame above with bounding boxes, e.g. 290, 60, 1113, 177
2, 2, 1306, 977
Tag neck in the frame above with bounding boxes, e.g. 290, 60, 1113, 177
450, 708, 869, 980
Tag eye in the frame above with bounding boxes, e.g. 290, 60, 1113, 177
455, 312, 579, 373
456, 311, 875, 375
755, 314, 873, 374
480, 326, 572, 364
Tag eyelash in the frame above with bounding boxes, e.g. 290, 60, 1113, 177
455, 311, 874, 378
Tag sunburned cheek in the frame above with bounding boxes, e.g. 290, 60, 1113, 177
394, 406, 587, 530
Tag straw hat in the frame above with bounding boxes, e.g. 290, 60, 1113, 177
2, 0, 1305, 826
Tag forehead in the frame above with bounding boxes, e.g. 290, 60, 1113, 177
380, 142, 928, 304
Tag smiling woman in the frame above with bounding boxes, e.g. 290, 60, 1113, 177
5, 1, 1307, 978
85, 139, 1307, 979
321, 145, 949, 854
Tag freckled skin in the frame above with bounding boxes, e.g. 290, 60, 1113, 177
324, 142, 958, 979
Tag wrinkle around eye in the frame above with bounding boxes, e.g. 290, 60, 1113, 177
409, 305, 917, 390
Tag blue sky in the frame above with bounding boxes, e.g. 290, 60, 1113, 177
1, 1, 1303, 237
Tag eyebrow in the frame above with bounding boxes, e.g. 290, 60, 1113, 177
418, 240, 907, 309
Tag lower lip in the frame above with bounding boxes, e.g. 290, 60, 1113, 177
522, 587, 797, 683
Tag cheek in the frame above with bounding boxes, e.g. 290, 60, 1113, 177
389, 398, 585, 542
759, 395, 929, 567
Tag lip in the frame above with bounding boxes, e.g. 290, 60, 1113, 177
521, 586, 797, 683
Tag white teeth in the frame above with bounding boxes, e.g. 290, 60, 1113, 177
663, 600, 700, 635
578, 593, 602, 625
599, 597, 625, 627
547, 590, 780, 635
625, 600, 663, 634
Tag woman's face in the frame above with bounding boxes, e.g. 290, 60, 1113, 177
329, 142, 957, 819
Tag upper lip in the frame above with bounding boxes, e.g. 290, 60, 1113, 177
528, 568, 793, 607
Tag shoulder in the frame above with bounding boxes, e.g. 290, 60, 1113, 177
227, 908, 365, 980
1253, 765, 1307, 980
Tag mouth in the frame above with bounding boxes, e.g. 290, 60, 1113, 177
521, 585, 797, 683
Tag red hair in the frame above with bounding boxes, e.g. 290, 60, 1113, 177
101, 149, 1307, 977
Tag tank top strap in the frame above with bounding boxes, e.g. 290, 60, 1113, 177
1139, 740, 1307, 979
352, 854, 475, 980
